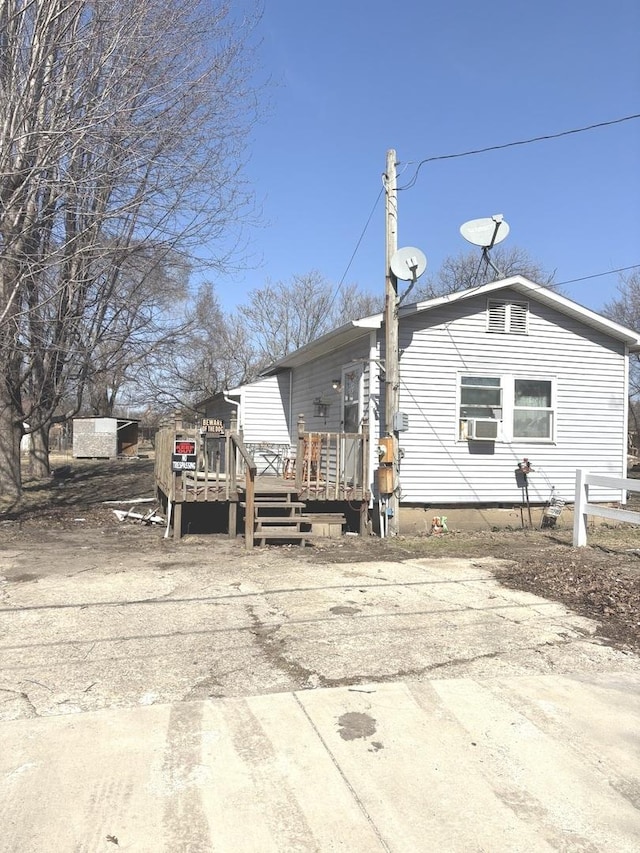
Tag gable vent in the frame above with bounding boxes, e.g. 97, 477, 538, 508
487, 299, 529, 334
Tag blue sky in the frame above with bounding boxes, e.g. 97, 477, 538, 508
218, 0, 640, 315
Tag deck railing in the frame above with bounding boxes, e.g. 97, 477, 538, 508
154, 418, 369, 539
154, 425, 257, 547
293, 416, 370, 500
228, 431, 257, 549
154, 426, 230, 502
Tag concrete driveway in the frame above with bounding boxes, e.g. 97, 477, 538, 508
1, 533, 639, 850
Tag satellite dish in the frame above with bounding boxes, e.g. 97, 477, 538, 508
390, 246, 427, 281
460, 215, 510, 248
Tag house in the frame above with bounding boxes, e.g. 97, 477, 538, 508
196, 374, 292, 474
197, 276, 640, 531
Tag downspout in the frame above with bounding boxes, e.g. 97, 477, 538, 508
224, 391, 241, 431
288, 369, 293, 446
164, 499, 173, 539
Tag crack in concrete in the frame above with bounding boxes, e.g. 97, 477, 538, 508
0, 687, 39, 717
240, 612, 587, 692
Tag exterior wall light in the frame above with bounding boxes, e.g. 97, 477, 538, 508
313, 397, 329, 418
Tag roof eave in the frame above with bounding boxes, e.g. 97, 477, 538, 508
260, 316, 382, 374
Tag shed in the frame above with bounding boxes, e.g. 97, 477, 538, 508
73, 417, 139, 459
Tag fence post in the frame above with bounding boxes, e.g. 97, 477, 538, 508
573, 468, 588, 547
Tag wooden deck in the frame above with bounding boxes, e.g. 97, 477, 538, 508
154, 419, 371, 545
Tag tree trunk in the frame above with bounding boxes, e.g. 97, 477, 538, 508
0, 392, 22, 500
29, 424, 50, 479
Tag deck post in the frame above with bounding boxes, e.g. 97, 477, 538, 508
295, 414, 305, 492
244, 469, 255, 549
173, 500, 183, 540
359, 502, 369, 536
228, 501, 237, 538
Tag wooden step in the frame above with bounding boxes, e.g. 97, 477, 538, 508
255, 520, 309, 530
299, 513, 346, 522
253, 490, 298, 498
254, 515, 313, 527
253, 509, 305, 520
241, 501, 306, 509
254, 530, 315, 545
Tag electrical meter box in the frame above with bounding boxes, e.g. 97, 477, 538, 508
377, 437, 393, 463
376, 466, 394, 494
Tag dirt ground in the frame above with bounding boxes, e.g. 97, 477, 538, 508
2, 456, 640, 655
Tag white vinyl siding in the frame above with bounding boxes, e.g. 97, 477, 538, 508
240, 375, 291, 445
290, 336, 371, 436
394, 287, 627, 504
205, 377, 291, 446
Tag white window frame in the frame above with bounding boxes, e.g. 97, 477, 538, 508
458, 373, 556, 443
511, 377, 555, 442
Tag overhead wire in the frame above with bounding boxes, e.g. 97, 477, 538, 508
403, 261, 640, 316
553, 264, 640, 288
398, 113, 640, 191
325, 184, 384, 315
327, 113, 639, 314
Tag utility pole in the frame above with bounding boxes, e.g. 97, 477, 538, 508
384, 149, 400, 534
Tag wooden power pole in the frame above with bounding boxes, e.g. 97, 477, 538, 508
384, 149, 400, 534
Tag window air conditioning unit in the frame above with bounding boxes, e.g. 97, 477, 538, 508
467, 418, 499, 441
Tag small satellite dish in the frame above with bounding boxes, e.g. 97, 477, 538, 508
460, 215, 510, 248
390, 246, 427, 281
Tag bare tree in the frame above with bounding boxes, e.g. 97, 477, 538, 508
0, 0, 260, 496
602, 270, 640, 438
332, 283, 384, 326
414, 246, 555, 300
239, 271, 381, 365
138, 281, 261, 411
79, 250, 191, 412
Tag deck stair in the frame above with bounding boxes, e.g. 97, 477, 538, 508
241, 492, 346, 546
242, 492, 312, 546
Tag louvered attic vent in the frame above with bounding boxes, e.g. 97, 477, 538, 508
487, 299, 528, 334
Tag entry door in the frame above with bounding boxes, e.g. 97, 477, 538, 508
341, 365, 363, 484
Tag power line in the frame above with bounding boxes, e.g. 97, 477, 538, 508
554, 264, 640, 287
326, 185, 384, 314
399, 113, 640, 191
329, 113, 639, 311
416, 262, 640, 310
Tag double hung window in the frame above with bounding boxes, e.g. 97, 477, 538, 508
513, 379, 553, 439
459, 374, 554, 442
460, 376, 502, 420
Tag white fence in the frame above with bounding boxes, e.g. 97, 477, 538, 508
573, 469, 640, 546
